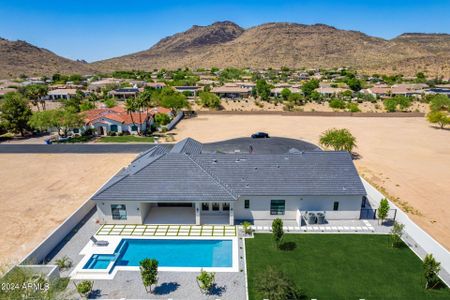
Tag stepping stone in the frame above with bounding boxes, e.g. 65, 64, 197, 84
294, 226, 300, 230
288, 226, 295, 231
306, 226, 312, 231
132, 231, 143, 235
263, 226, 270, 231
313, 226, 319, 230
190, 231, 201, 236
337, 226, 344, 230
343, 226, 350, 230
115, 225, 125, 228
167, 232, 178, 236
356, 226, 363, 230
331, 226, 338, 230
143, 232, 155, 236
125, 225, 136, 229
178, 231, 189, 236
102, 225, 114, 228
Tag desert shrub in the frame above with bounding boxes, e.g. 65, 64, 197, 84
329, 99, 346, 109
347, 102, 361, 112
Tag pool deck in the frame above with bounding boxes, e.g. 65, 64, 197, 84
45, 210, 246, 299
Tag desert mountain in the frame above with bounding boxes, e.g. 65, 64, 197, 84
93, 21, 450, 76
0, 38, 94, 78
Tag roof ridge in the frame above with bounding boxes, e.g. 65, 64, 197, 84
186, 155, 238, 200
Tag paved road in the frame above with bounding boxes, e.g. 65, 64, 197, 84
0, 137, 321, 154
0, 144, 157, 153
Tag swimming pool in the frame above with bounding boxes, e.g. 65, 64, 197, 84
83, 239, 233, 270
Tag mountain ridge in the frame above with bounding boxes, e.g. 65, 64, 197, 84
1, 21, 449, 78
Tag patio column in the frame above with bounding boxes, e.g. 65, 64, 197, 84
229, 202, 234, 225
195, 202, 201, 225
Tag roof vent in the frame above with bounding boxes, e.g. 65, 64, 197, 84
212, 159, 218, 164
245, 184, 250, 188
254, 167, 258, 170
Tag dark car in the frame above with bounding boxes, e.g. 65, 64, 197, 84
251, 132, 270, 138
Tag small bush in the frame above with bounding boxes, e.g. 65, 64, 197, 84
329, 99, 346, 109
197, 269, 215, 294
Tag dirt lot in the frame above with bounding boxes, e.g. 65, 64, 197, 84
0, 154, 135, 265
173, 114, 450, 250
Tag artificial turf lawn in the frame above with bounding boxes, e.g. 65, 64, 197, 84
98, 136, 155, 143
245, 234, 450, 300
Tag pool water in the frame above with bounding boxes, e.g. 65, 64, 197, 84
83, 239, 232, 270
84, 254, 115, 269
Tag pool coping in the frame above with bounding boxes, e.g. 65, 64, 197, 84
70, 235, 240, 280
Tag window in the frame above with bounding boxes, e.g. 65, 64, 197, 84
244, 200, 250, 209
110, 124, 118, 132
222, 203, 230, 211
111, 204, 127, 220
212, 203, 220, 211
202, 203, 209, 211
361, 196, 367, 208
131, 125, 138, 131
270, 200, 285, 215
333, 201, 339, 211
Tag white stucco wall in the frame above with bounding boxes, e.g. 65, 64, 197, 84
234, 195, 363, 221
96, 201, 143, 224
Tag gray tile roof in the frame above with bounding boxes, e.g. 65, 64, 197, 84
91, 138, 366, 202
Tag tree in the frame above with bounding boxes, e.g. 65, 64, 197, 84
288, 93, 303, 105
28, 108, 84, 137
139, 258, 158, 293
160, 93, 189, 112
255, 79, 271, 100
199, 92, 221, 109
196, 269, 215, 294
280, 88, 291, 100
256, 266, 303, 300
0, 92, 32, 136
429, 94, 450, 112
390, 221, 405, 248
346, 78, 362, 92
75, 280, 93, 298
427, 111, 450, 129
125, 97, 139, 133
301, 79, 320, 98
377, 198, 390, 225
272, 218, 284, 248
22, 84, 48, 111
384, 98, 398, 112
319, 128, 357, 152
103, 98, 117, 108
423, 254, 441, 289
329, 98, 346, 109
416, 72, 427, 83
154, 113, 171, 126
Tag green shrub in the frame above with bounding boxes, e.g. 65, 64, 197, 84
197, 269, 215, 293
329, 99, 346, 109
347, 102, 361, 112
76, 280, 93, 298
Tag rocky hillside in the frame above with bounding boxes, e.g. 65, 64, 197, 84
0, 38, 94, 78
93, 21, 450, 76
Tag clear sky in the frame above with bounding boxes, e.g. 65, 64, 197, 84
0, 0, 449, 62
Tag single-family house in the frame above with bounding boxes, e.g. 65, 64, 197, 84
91, 138, 367, 226
108, 88, 140, 99
211, 84, 251, 99
80, 107, 152, 136
48, 88, 78, 100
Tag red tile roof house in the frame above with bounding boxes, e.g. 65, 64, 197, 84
75, 106, 171, 136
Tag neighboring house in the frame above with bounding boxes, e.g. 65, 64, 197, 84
211, 85, 251, 99
173, 86, 202, 95
48, 88, 78, 100
146, 82, 166, 89
81, 107, 153, 136
91, 138, 367, 226
87, 78, 122, 92
315, 87, 349, 96
108, 88, 140, 99
425, 88, 450, 96
271, 87, 301, 97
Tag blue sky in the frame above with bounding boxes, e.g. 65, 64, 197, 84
0, 0, 449, 62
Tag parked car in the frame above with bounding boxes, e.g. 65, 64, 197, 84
251, 132, 270, 138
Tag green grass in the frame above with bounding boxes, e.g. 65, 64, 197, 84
54, 135, 94, 143
246, 234, 450, 300
98, 136, 155, 143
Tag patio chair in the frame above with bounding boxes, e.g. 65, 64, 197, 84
90, 236, 109, 246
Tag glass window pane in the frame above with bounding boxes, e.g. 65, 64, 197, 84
244, 199, 250, 209
270, 200, 285, 215
222, 203, 230, 211
212, 203, 220, 211
202, 203, 209, 211
111, 204, 127, 220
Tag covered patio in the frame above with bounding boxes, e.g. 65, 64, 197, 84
141, 202, 233, 225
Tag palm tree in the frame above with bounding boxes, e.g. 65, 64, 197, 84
125, 97, 139, 134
